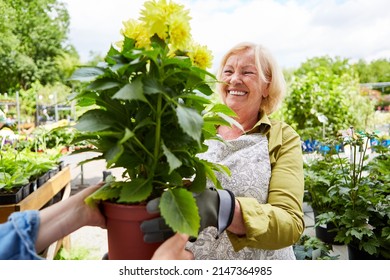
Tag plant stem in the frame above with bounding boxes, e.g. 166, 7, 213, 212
358, 136, 369, 182
152, 93, 163, 177
337, 153, 349, 186
132, 136, 155, 159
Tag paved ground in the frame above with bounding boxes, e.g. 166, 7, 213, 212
62, 152, 348, 260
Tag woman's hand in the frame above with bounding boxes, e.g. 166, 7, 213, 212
74, 183, 106, 229
152, 233, 194, 260
36, 183, 106, 252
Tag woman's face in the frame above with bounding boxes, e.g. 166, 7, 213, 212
220, 49, 268, 117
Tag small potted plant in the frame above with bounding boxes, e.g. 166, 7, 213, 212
70, 0, 234, 259
315, 129, 390, 259
293, 234, 339, 260
303, 153, 346, 245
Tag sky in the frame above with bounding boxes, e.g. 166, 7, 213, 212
63, 0, 390, 70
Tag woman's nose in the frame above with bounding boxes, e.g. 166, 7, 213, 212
229, 72, 242, 85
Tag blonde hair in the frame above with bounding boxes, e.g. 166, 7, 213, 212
216, 42, 286, 115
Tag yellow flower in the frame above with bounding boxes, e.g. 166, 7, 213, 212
188, 42, 213, 69
167, 13, 191, 51
140, 0, 168, 40
121, 19, 151, 48
164, 0, 186, 15
140, 0, 191, 46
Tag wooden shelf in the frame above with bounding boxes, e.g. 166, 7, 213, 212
0, 166, 72, 259
0, 166, 71, 222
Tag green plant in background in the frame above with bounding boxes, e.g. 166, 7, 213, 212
54, 247, 93, 260
281, 56, 376, 138
69, 0, 236, 237
31, 125, 76, 150
315, 129, 390, 258
0, 138, 29, 191
304, 154, 347, 213
293, 235, 339, 260
0, 135, 61, 192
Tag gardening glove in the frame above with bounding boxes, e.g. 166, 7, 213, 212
140, 188, 236, 243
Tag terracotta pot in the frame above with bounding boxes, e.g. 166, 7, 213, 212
102, 201, 162, 260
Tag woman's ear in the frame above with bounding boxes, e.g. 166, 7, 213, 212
262, 86, 269, 98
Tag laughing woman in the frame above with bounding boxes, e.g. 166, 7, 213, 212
185, 42, 305, 260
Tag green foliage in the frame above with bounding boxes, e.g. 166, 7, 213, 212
0, 0, 78, 93
31, 125, 76, 150
282, 56, 375, 138
354, 58, 390, 94
160, 188, 200, 237
54, 247, 93, 260
16, 81, 73, 124
304, 155, 348, 212
311, 130, 390, 258
293, 235, 339, 260
0, 143, 60, 191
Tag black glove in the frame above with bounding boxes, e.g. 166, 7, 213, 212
140, 188, 236, 243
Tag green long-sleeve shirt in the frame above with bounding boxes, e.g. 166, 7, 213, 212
227, 113, 305, 251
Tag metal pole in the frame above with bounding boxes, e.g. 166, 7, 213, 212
16, 91, 21, 134
35, 93, 39, 127
323, 122, 325, 139
80, 163, 84, 185
54, 91, 58, 122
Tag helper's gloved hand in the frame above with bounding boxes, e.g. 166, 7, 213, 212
140, 188, 236, 243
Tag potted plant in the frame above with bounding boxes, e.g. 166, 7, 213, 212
69, 0, 234, 259
303, 154, 346, 245
315, 129, 390, 259
0, 136, 62, 204
293, 234, 339, 260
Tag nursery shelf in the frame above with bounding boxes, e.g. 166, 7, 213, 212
0, 166, 72, 259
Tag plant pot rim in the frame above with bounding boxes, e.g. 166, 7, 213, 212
102, 201, 159, 221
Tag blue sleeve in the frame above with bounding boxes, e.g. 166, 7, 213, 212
0, 210, 44, 260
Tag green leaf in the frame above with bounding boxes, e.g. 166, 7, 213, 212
176, 105, 203, 143
87, 79, 121, 91
160, 188, 200, 237
196, 83, 214, 95
143, 77, 164, 95
76, 97, 97, 107
105, 144, 124, 167
179, 93, 211, 105
119, 128, 134, 145
69, 67, 105, 82
190, 161, 207, 193
113, 79, 147, 102
203, 116, 232, 128
216, 112, 244, 131
84, 181, 121, 207
207, 103, 236, 115
361, 239, 380, 255
74, 109, 114, 132
117, 178, 153, 203
162, 143, 182, 174
203, 160, 230, 190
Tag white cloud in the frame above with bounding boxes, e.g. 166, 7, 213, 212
63, 0, 390, 70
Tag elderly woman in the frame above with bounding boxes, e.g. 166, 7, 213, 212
188, 42, 305, 260
143, 42, 304, 260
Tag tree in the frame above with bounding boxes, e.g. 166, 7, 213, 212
281, 56, 375, 139
0, 0, 78, 93
354, 58, 390, 95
